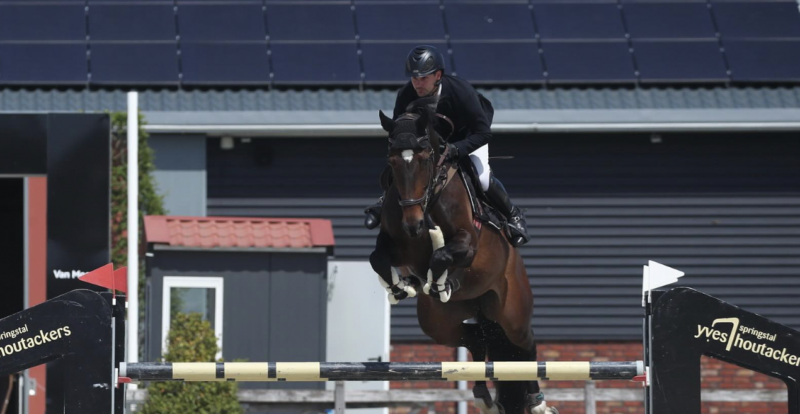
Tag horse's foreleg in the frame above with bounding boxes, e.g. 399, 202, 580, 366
424, 227, 474, 302
369, 231, 416, 304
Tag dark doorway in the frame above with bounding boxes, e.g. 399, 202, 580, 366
0, 178, 24, 414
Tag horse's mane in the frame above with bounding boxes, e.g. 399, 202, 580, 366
402, 96, 442, 159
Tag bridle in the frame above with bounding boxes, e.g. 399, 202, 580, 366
397, 150, 435, 211
389, 116, 455, 227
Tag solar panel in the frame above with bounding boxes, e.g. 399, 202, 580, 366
270, 43, 361, 84
712, 2, 800, 39
91, 0, 172, 2
355, 4, 445, 41
444, 3, 536, 40
623, 3, 716, 39
724, 40, 800, 82
542, 41, 635, 83
0, 44, 87, 84
534, 3, 625, 40
361, 41, 446, 84
178, 4, 266, 42
633, 41, 727, 83
359, 0, 437, 2
90, 43, 178, 85
0, 5, 85, 41
180, 43, 271, 84
89, 5, 175, 41
451, 42, 543, 84
266, 4, 355, 41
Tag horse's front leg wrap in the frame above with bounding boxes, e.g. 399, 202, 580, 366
426, 227, 474, 303
370, 232, 410, 305
424, 226, 447, 296
391, 267, 416, 297
376, 276, 399, 304
377, 268, 416, 298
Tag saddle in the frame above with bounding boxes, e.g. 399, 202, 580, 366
456, 157, 506, 233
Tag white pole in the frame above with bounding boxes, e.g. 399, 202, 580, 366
585, 381, 596, 414
457, 347, 467, 414
127, 92, 140, 374
334, 381, 345, 414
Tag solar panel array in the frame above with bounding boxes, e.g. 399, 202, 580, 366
0, 0, 798, 87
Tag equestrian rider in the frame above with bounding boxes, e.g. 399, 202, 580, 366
364, 45, 530, 247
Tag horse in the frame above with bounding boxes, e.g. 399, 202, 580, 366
368, 97, 557, 414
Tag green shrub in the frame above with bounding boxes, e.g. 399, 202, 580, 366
141, 313, 243, 414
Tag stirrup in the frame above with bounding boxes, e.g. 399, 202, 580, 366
504, 221, 529, 246
364, 196, 385, 229
506, 208, 530, 247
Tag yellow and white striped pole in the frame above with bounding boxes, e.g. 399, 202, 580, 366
119, 361, 644, 383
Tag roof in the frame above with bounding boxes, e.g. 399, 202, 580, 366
3, 86, 800, 134
4, 86, 800, 112
143, 215, 335, 252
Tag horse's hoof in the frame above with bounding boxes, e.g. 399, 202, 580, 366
387, 291, 407, 305
474, 399, 501, 414
529, 404, 551, 414
387, 293, 399, 305
473, 391, 501, 414
422, 282, 431, 295
472, 384, 496, 414
439, 289, 451, 303
403, 282, 417, 298
527, 392, 556, 414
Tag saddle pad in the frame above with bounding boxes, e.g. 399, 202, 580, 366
457, 168, 505, 232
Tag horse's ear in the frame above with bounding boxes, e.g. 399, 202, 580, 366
379, 110, 395, 133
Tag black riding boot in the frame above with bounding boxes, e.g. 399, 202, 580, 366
485, 174, 530, 247
364, 194, 385, 229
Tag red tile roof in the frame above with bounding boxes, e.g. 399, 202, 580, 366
144, 215, 335, 250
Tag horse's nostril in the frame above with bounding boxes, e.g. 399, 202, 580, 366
404, 221, 424, 237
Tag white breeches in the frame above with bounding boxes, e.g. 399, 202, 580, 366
469, 144, 491, 192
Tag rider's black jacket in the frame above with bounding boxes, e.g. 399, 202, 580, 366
393, 74, 491, 157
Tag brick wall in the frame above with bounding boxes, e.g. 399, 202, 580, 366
389, 341, 788, 414
390, 343, 457, 414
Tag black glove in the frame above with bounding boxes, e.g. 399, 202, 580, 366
443, 143, 459, 163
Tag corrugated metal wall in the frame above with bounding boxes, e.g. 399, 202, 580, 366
207, 133, 800, 341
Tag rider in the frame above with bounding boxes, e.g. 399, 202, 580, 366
364, 45, 530, 247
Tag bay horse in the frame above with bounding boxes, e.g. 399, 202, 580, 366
369, 97, 557, 414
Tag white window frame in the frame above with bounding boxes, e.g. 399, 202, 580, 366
162, 276, 224, 360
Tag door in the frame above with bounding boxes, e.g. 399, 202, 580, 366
326, 261, 390, 414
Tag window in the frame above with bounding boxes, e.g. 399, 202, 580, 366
162, 277, 224, 360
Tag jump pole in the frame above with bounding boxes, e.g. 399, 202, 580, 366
119, 361, 644, 382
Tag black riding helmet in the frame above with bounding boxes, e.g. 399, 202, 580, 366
405, 45, 446, 79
